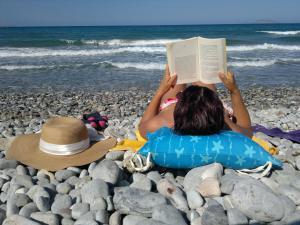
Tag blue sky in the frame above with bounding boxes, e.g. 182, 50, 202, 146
0, 0, 300, 27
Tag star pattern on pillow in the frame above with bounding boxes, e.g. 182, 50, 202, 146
212, 140, 224, 154
190, 136, 202, 143
244, 144, 256, 158
175, 147, 185, 159
236, 155, 246, 166
201, 155, 212, 163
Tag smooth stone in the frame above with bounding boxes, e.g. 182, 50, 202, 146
3, 215, 41, 225
197, 177, 221, 198
15, 187, 28, 194
51, 194, 72, 218
27, 167, 37, 177
123, 215, 148, 225
67, 167, 81, 174
10, 193, 31, 207
130, 173, 152, 191
230, 179, 284, 222
62, 218, 75, 225
157, 178, 189, 211
279, 194, 296, 221
74, 219, 99, 225
186, 190, 204, 209
106, 195, 114, 211
30, 212, 60, 225
90, 159, 121, 185
227, 208, 248, 225
184, 163, 223, 192
113, 187, 167, 217
201, 204, 228, 225
140, 219, 169, 225
6, 199, 19, 216
56, 183, 72, 194
278, 184, 300, 205
16, 165, 28, 176
81, 179, 109, 204
71, 203, 89, 220
89, 197, 107, 211
187, 210, 200, 222
95, 209, 108, 224
105, 151, 125, 161
0, 208, 5, 224
191, 217, 202, 225
0, 159, 18, 170
109, 211, 121, 225
27, 185, 51, 212
11, 175, 33, 188
152, 204, 188, 225
65, 176, 81, 187
55, 170, 77, 182
88, 162, 97, 175
79, 170, 88, 179
295, 156, 300, 170
146, 171, 162, 184
284, 210, 300, 224
19, 202, 38, 218
220, 173, 245, 195
260, 177, 279, 193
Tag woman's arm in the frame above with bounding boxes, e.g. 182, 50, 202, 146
218, 71, 253, 137
139, 65, 177, 138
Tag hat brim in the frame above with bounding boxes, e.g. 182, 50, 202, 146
6, 134, 117, 171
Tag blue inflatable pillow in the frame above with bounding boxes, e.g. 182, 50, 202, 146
139, 127, 282, 170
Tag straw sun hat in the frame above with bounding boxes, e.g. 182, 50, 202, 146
6, 117, 117, 171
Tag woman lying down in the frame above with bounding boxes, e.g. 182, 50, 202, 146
138, 65, 253, 139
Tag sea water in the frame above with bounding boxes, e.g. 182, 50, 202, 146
0, 24, 300, 91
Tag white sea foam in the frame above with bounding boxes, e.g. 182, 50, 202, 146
110, 62, 164, 70
80, 39, 181, 46
228, 43, 300, 51
258, 30, 300, 36
0, 46, 165, 58
0, 65, 52, 71
228, 60, 277, 67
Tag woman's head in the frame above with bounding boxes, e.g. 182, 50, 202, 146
174, 85, 224, 135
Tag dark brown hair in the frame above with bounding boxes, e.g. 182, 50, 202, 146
174, 85, 224, 135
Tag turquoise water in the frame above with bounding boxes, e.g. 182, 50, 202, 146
0, 24, 300, 91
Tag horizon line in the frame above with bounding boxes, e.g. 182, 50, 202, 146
1, 21, 300, 28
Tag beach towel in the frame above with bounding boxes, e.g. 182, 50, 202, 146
252, 124, 300, 143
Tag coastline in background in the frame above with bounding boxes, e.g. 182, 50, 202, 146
0, 23, 300, 91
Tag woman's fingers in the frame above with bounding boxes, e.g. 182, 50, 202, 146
165, 64, 170, 78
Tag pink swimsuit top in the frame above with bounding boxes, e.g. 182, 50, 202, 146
159, 98, 178, 111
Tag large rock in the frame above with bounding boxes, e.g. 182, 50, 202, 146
197, 177, 221, 197
130, 173, 152, 191
157, 178, 189, 211
30, 212, 60, 225
90, 159, 121, 185
201, 204, 228, 225
81, 179, 109, 204
51, 194, 72, 218
152, 204, 187, 225
186, 190, 204, 209
3, 215, 41, 225
113, 187, 167, 217
19, 202, 39, 218
0, 159, 18, 170
227, 208, 248, 225
27, 185, 51, 212
278, 184, 300, 205
230, 179, 284, 222
183, 163, 223, 191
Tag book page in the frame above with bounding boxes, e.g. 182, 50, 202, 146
198, 38, 227, 84
166, 38, 200, 84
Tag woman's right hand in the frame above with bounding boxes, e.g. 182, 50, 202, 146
157, 64, 177, 95
218, 71, 239, 94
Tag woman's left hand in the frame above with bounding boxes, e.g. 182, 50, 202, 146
157, 64, 177, 94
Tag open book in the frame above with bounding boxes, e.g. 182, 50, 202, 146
166, 37, 227, 84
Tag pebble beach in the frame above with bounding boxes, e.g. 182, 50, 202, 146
0, 86, 300, 225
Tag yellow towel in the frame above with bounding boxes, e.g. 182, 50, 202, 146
110, 130, 279, 156
252, 136, 279, 155
110, 130, 147, 152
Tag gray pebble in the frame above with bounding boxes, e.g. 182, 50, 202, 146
27, 185, 51, 212
3, 215, 41, 225
51, 194, 72, 218
27, 167, 37, 177
90, 159, 121, 185
105, 151, 125, 161
0, 192, 7, 203
186, 190, 204, 209
10, 193, 31, 207
81, 179, 109, 204
6, 199, 19, 216
0, 159, 18, 170
0, 208, 5, 224
79, 169, 88, 178
88, 162, 97, 174
201, 204, 228, 225
56, 182, 72, 194
278, 184, 300, 205
31, 211, 60, 225
71, 203, 90, 220
89, 197, 107, 211
227, 208, 248, 225
65, 176, 81, 187
16, 165, 28, 176
130, 173, 152, 191
95, 209, 109, 224
152, 204, 187, 225
74, 219, 99, 225
109, 211, 121, 225
11, 175, 33, 188
55, 170, 77, 182
2, 182, 10, 193
67, 167, 81, 174
62, 218, 75, 225
146, 171, 162, 184
106, 195, 114, 211
113, 187, 167, 217
123, 215, 148, 225
19, 202, 38, 218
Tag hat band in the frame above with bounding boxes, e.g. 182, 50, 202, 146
39, 138, 90, 156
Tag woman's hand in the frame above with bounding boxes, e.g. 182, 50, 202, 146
218, 71, 238, 94
157, 65, 177, 95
